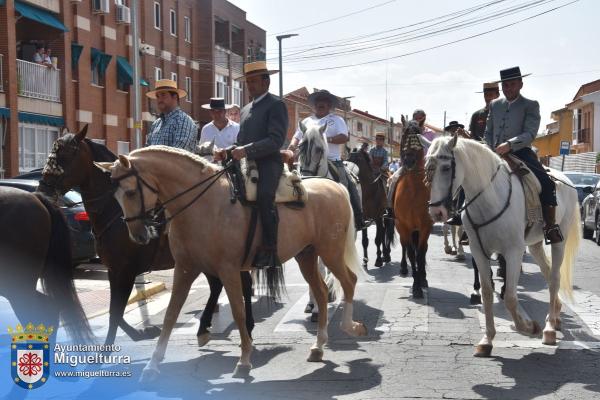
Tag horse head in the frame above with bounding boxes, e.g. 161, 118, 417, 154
297, 121, 328, 177
348, 148, 372, 180
425, 134, 460, 222
400, 119, 425, 171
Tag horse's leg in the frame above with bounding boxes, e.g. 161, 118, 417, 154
474, 256, 496, 357
417, 228, 430, 290
409, 231, 422, 298
361, 228, 369, 268
241, 271, 255, 338
374, 219, 384, 268
399, 239, 409, 276
221, 271, 253, 376
470, 257, 482, 305
455, 225, 465, 260
443, 223, 453, 254
383, 217, 392, 263
497, 255, 507, 299
140, 265, 198, 383
528, 242, 561, 333
296, 248, 328, 362
106, 268, 142, 344
197, 274, 223, 347
543, 243, 566, 345
502, 250, 542, 338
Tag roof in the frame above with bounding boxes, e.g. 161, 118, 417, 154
351, 109, 389, 123
572, 79, 600, 101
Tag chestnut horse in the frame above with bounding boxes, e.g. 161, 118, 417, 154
96, 146, 367, 382
391, 118, 433, 298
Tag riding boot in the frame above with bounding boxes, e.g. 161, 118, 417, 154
254, 206, 282, 269
542, 205, 564, 244
346, 177, 366, 230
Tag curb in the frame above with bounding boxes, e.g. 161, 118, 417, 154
127, 281, 167, 305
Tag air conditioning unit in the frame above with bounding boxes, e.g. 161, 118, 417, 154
92, 0, 110, 14
116, 5, 131, 24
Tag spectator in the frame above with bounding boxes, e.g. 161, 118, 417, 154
226, 104, 241, 123
44, 47, 55, 69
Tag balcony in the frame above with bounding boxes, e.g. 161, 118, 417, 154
17, 59, 60, 102
231, 52, 243, 76
215, 45, 229, 70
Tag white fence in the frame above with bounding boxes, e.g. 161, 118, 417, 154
17, 59, 61, 102
549, 152, 598, 173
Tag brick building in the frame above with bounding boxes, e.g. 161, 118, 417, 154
0, 0, 265, 177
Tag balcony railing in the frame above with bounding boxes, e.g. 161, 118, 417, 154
0, 54, 3, 92
575, 128, 590, 144
231, 52, 243, 75
215, 46, 229, 69
17, 59, 61, 102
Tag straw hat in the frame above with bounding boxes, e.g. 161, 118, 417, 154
475, 82, 500, 93
146, 79, 187, 99
236, 61, 279, 81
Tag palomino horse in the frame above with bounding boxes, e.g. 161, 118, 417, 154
0, 188, 93, 343
391, 118, 433, 298
347, 150, 394, 268
426, 135, 580, 355
96, 146, 367, 381
40, 126, 254, 346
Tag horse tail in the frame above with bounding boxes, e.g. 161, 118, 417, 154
35, 193, 94, 343
343, 189, 366, 281
559, 199, 580, 300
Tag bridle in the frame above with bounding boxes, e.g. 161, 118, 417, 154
427, 153, 457, 210
298, 137, 325, 177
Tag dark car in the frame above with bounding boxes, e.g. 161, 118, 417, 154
0, 179, 97, 264
582, 179, 600, 245
564, 172, 600, 205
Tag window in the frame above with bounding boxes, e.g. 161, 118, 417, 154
117, 141, 130, 155
184, 16, 191, 42
169, 9, 177, 36
233, 80, 242, 106
171, 72, 177, 83
357, 122, 363, 132
154, 67, 162, 82
215, 73, 229, 102
185, 76, 192, 103
154, 2, 161, 30
115, 0, 126, 4
18, 124, 59, 173
91, 64, 100, 86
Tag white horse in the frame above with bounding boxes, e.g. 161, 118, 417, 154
426, 135, 580, 356
442, 223, 465, 259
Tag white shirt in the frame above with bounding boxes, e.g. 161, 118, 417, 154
252, 91, 269, 105
293, 113, 348, 161
199, 119, 239, 149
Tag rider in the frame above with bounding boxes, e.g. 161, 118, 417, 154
199, 97, 239, 149
485, 66, 563, 243
369, 133, 390, 173
288, 89, 365, 230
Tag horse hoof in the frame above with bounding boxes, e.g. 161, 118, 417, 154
355, 321, 368, 336
456, 253, 466, 261
383, 254, 391, 263
474, 344, 493, 357
413, 287, 424, 299
470, 294, 482, 305
142, 326, 161, 339
450, 250, 457, 255
310, 312, 319, 323
139, 367, 160, 384
542, 330, 557, 346
307, 348, 324, 362
232, 363, 252, 378
304, 303, 314, 314
531, 321, 542, 337
197, 332, 211, 347
422, 279, 429, 288
444, 246, 453, 255
375, 258, 383, 268
400, 266, 408, 276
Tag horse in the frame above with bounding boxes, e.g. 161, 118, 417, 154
426, 135, 580, 355
442, 223, 465, 259
96, 146, 367, 381
391, 117, 433, 298
347, 150, 394, 268
0, 188, 93, 344
40, 126, 254, 346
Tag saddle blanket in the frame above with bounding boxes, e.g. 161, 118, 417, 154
241, 159, 308, 203
505, 154, 542, 226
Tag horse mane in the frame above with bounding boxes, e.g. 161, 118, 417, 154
131, 145, 211, 171
84, 138, 117, 162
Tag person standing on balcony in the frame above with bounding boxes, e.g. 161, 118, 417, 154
33, 45, 52, 68
145, 79, 197, 153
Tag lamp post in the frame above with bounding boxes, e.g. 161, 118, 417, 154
276, 34, 298, 99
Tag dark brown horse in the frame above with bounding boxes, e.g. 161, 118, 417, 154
0, 188, 93, 343
348, 150, 394, 268
392, 118, 433, 298
39, 126, 253, 346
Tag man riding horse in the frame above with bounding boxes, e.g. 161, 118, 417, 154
485, 66, 563, 244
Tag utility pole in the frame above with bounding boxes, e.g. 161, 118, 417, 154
276, 34, 298, 99
131, 0, 142, 149
443, 110, 447, 131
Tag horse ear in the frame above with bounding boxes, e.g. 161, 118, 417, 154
118, 154, 131, 169
299, 120, 307, 133
401, 114, 406, 126
94, 161, 114, 173
449, 132, 458, 149
75, 125, 89, 142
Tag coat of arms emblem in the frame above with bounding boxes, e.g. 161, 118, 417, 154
9, 323, 52, 390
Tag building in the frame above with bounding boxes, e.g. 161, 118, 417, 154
0, 0, 265, 178
533, 107, 573, 161
566, 78, 600, 154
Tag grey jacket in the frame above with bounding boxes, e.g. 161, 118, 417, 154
484, 95, 540, 152
237, 93, 288, 161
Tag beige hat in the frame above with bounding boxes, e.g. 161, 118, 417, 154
237, 61, 279, 81
146, 79, 187, 99
475, 82, 500, 93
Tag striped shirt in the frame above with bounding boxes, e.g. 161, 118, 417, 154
146, 107, 197, 152
369, 146, 389, 169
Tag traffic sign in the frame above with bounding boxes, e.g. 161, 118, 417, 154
559, 140, 570, 155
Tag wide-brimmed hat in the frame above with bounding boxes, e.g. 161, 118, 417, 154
201, 97, 233, 110
475, 82, 500, 93
375, 132, 386, 140
307, 89, 340, 109
237, 61, 279, 81
495, 66, 531, 83
146, 79, 187, 99
444, 121, 464, 131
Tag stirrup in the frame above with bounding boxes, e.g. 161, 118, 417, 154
544, 224, 564, 245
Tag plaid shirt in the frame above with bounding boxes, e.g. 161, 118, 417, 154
369, 146, 389, 169
146, 107, 197, 152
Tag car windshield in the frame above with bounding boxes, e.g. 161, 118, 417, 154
62, 190, 83, 206
565, 174, 600, 186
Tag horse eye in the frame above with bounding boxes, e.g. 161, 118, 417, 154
441, 165, 451, 172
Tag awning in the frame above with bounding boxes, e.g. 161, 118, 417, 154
116, 56, 149, 87
18, 112, 64, 126
0, 107, 10, 118
14, 1, 68, 32
91, 48, 112, 78
71, 42, 83, 68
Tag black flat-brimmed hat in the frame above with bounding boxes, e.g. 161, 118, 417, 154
444, 121, 464, 131
201, 97, 233, 110
495, 66, 531, 83
307, 90, 340, 109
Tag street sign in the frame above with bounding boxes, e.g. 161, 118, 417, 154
560, 140, 570, 155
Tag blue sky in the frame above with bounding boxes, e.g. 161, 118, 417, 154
229, 0, 599, 130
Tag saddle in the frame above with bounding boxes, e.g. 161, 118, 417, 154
503, 154, 543, 226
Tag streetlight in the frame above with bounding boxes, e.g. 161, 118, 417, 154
276, 33, 298, 99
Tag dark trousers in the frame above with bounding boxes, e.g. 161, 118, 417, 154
257, 159, 283, 249
513, 147, 557, 206
333, 161, 363, 223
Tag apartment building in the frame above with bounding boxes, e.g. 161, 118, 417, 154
0, 0, 265, 177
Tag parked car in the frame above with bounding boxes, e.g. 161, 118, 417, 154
0, 179, 97, 264
581, 179, 600, 245
563, 172, 600, 205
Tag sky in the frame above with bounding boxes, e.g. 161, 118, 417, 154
228, 0, 600, 131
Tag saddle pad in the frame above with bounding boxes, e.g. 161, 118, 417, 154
506, 154, 542, 226
241, 159, 308, 203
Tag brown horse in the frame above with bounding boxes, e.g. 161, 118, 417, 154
96, 146, 367, 382
392, 118, 433, 298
